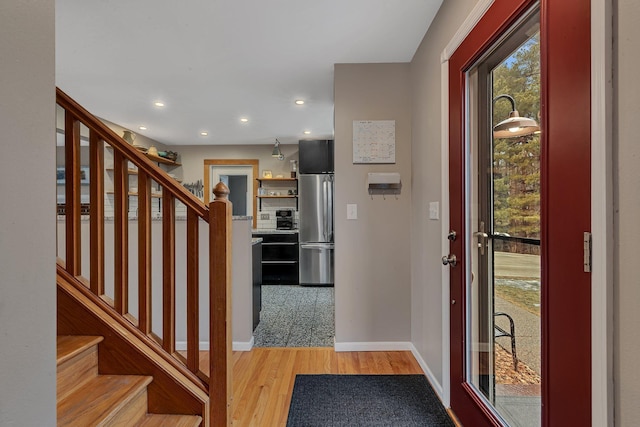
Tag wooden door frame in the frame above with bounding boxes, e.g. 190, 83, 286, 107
203, 159, 259, 229
440, 0, 611, 425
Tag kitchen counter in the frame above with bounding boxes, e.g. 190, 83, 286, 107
252, 231, 299, 285
252, 237, 263, 245
252, 229, 299, 234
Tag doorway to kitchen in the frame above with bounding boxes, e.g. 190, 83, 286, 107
203, 159, 258, 229
211, 166, 252, 217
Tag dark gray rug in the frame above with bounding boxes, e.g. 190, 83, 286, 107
286, 374, 455, 427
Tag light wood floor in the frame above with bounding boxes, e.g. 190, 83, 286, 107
199, 348, 430, 427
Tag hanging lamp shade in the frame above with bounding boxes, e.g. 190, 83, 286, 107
493, 110, 540, 138
492, 94, 540, 139
272, 138, 284, 159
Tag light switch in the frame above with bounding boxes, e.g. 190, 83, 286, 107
347, 204, 358, 220
429, 202, 439, 220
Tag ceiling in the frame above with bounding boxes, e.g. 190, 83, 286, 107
56, 0, 443, 146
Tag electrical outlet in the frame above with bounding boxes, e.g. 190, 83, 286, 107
260, 213, 270, 220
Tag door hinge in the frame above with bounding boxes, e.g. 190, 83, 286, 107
583, 232, 592, 273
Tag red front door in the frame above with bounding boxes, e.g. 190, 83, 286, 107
447, 1, 591, 425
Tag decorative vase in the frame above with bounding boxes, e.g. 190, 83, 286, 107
122, 130, 136, 145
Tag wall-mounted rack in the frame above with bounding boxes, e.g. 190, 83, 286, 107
367, 172, 401, 199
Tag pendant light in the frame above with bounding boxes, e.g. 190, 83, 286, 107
272, 138, 284, 160
493, 94, 540, 138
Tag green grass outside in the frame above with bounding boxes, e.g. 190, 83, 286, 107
495, 282, 540, 316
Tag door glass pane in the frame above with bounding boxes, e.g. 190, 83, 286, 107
467, 6, 541, 426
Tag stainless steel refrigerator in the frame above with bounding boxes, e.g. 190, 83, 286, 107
298, 173, 334, 286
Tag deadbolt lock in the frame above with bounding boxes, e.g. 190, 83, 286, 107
442, 254, 457, 267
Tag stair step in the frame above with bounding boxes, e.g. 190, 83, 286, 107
57, 374, 152, 426
57, 335, 103, 365
57, 335, 103, 402
136, 414, 203, 427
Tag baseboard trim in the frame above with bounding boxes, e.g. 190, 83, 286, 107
409, 343, 445, 403
334, 341, 413, 352
176, 337, 254, 352
233, 337, 254, 352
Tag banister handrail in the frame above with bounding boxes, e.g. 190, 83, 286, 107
56, 87, 208, 220
56, 87, 232, 426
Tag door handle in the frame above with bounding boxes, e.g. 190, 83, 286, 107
474, 221, 489, 255
442, 254, 457, 267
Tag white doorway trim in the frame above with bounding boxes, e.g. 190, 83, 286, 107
590, 0, 614, 425
203, 159, 259, 229
210, 165, 254, 219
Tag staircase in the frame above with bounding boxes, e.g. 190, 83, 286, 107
55, 87, 234, 426
57, 335, 202, 426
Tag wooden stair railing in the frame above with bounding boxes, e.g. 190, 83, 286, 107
56, 87, 232, 426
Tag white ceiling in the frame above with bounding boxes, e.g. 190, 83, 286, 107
56, 0, 443, 146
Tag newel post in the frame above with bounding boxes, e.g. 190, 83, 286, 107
209, 182, 233, 427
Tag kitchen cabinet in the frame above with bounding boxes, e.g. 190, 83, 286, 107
252, 232, 299, 285
252, 240, 262, 330
256, 178, 298, 210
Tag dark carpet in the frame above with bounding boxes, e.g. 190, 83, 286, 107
286, 374, 455, 427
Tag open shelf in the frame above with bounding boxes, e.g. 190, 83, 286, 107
256, 177, 297, 182
256, 177, 298, 210
106, 191, 163, 198
106, 168, 138, 174
105, 146, 181, 166
145, 152, 181, 166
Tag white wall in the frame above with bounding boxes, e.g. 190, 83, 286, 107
408, 0, 479, 393
615, 0, 640, 423
334, 63, 412, 346
0, 0, 56, 425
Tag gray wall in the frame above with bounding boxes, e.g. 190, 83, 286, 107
0, 0, 56, 425
174, 144, 299, 186
615, 0, 640, 423
408, 0, 479, 391
334, 63, 412, 344
56, 219, 254, 348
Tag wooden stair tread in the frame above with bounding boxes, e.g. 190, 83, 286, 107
136, 414, 203, 427
58, 374, 152, 426
57, 335, 103, 366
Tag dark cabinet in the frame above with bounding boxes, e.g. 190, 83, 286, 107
252, 241, 262, 330
252, 232, 299, 285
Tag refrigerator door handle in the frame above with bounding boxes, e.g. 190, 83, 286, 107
327, 176, 334, 241
323, 179, 329, 242
301, 243, 335, 250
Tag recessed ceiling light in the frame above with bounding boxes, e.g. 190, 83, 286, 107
303, 130, 311, 135
240, 118, 249, 123
138, 126, 147, 130
295, 100, 305, 105
154, 101, 165, 107
200, 131, 208, 136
